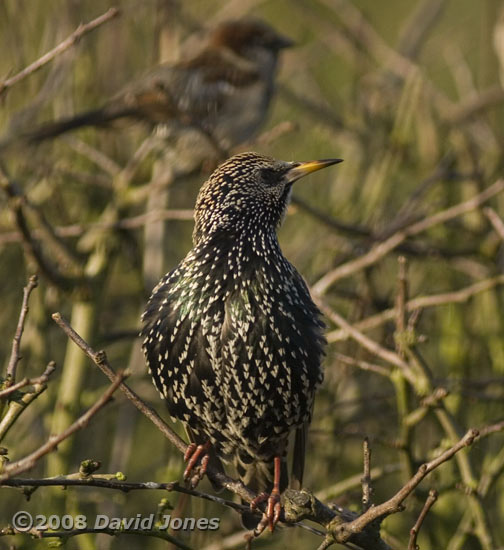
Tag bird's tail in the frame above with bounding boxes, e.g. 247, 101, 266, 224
236, 450, 288, 530
25, 107, 114, 143
0, 104, 136, 152
237, 425, 307, 529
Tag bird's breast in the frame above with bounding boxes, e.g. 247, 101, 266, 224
142, 236, 324, 451
213, 77, 271, 149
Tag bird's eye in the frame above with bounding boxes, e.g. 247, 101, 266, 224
260, 167, 280, 187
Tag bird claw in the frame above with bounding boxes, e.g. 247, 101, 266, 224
250, 490, 282, 534
183, 441, 211, 487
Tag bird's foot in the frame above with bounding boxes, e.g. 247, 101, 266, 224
250, 488, 282, 534
183, 441, 211, 487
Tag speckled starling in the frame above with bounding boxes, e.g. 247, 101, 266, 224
141, 151, 342, 530
1, 19, 293, 153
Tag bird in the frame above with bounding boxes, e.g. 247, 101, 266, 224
0, 19, 293, 155
141, 151, 342, 532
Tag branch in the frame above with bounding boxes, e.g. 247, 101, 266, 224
327, 275, 504, 342
63, 136, 122, 176
477, 419, 504, 439
483, 207, 504, 241
446, 85, 504, 124
51, 313, 187, 454
0, 209, 195, 245
339, 429, 477, 539
407, 489, 438, 550
0, 8, 120, 97
312, 179, 504, 295
361, 438, 373, 512
314, 296, 417, 385
0, 169, 84, 290
5, 275, 38, 381
0, 362, 56, 399
397, 0, 446, 60
284, 429, 478, 547
1, 477, 247, 513
332, 352, 392, 378
50, 312, 257, 505
0, 372, 125, 481
0, 374, 52, 442
315, 463, 401, 502
0, 525, 193, 549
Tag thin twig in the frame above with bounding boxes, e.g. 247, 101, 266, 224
327, 274, 504, 342
316, 463, 401, 501
64, 136, 121, 176
477, 419, 504, 439
284, 431, 478, 547
1, 526, 193, 549
291, 195, 371, 237
0, 477, 247, 513
395, 257, 408, 339
6, 275, 38, 381
446, 85, 504, 124
361, 438, 372, 512
50, 312, 257, 504
333, 352, 392, 378
334, 429, 478, 542
0, 362, 56, 399
314, 297, 417, 385
0, 378, 51, 442
0, 169, 82, 290
407, 489, 438, 550
315, 537, 335, 550
0, 372, 125, 481
51, 313, 187, 454
0, 8, 120, 97
318, 0, 453, 114
252, 120, 298, 146
313, 179, 504, 295
483, 207, 504, 241
397, 0, 446, 60
0, 209, 195, 245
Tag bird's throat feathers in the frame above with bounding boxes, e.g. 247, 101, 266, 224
193, 184, 293, 246
189, 221, 287, 284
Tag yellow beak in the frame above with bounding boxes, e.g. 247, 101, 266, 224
286, 158, 343, 183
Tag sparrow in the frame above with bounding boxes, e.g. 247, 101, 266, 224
0, 19, 293, 153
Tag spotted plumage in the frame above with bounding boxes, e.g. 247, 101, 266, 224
141, 152, 341, 522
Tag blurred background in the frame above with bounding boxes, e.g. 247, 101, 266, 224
1, 0, 504, 549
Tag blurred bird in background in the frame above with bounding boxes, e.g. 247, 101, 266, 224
0, 18, 293, 159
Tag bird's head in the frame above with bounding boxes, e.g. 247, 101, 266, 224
210, 19, 294, 68
193, 152, 342, 245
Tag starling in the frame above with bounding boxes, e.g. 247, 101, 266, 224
1, 19, 293, 153
141, 151, 342, 530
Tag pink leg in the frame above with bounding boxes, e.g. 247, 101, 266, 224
183, 441, 211, 484
250, 456, 282, 534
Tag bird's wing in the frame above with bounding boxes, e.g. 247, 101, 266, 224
141, 259, 226, 439
114, 47, 260, 131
